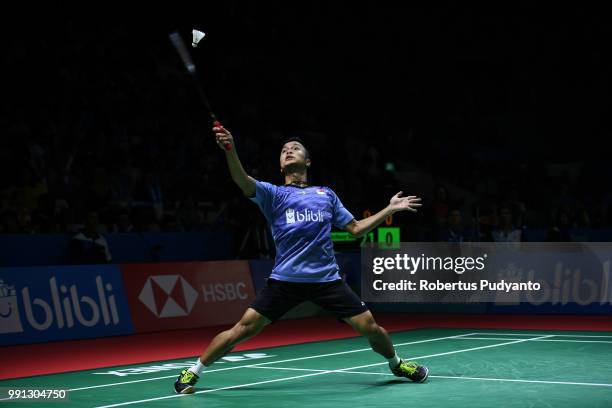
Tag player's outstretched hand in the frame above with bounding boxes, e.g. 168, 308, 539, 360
389, 192, 422, 213
213, 125, 234, 151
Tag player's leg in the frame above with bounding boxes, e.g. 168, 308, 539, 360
199, 307, 270, 365
174, 308, 270, 394
343, 310, 394, 358
343, 310, 428, 382
174, 278, 302, 394
312, 279, 428, 383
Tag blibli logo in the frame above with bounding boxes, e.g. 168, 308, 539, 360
285, 208, 324, 224
286, 209, 296, 224
21, 275, 120, 331
0, 279, 24, 334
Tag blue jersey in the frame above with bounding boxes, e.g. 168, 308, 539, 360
249, 181, 355, 282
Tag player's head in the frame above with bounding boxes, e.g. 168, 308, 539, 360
280, 137, 311, 173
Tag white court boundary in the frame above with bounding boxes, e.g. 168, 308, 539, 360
466, 332, 612, 338
66, 333, 471, 393
68, 331, 612, 393
93, 334, 555, 408
252, 366, 612, 388
0, 332, 473, 399
2, 330, 608, 405
452, 337, 612, 344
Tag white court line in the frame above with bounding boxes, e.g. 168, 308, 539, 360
63, 333, 472, 393
93, 334, 551, 408
330, 335, 553, 373
253, 366, 612, 388
95, 371, 330, 408
350, 371, 612, 388
450, 337, 612, 344
430, 374, 612, 388
465, 333, 612, 339
248, 366, 329, 373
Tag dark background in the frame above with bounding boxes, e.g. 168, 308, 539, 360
2, 3, 611, 259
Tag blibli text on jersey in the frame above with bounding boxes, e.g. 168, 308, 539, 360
285, 208, 324, 224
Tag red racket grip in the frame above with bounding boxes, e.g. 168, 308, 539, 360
213, 120, 232, 151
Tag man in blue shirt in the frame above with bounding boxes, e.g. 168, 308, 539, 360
175, 126, 428, 394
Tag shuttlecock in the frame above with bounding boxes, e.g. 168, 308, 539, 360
192, 29, 206, 47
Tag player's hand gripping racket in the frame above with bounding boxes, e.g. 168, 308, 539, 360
168, 30, 231, 151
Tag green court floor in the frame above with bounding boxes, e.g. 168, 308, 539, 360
1, 328, 611, 407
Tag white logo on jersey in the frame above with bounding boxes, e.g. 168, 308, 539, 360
286, 209, 296, 224
285, 208, 324, 224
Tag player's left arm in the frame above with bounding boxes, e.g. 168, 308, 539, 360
344, 192, 422, 238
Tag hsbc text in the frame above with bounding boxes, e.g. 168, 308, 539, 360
201, 283, 248, 302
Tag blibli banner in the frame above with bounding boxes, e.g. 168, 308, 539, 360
0, 265, 134, 346
121, 261, 256, 332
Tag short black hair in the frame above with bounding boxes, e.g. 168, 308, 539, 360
281, 137, 310, 160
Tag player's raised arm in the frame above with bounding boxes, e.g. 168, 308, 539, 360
213, 125, 256, 197
344, 192, 422, 238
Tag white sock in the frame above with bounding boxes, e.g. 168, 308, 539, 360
387, 352, 401, 368
188, 358, 206, 375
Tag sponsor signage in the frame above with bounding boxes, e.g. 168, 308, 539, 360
0, 266, 134, 346
121, 261, 256, 332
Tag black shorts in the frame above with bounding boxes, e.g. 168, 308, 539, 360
250, 278, 369, 323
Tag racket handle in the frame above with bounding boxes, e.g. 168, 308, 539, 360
213, 120, 232, 151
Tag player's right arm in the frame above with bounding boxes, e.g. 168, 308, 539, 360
213, 125, 256, 197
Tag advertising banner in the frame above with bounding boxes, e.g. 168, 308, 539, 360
0, 265, 134, 346
121, 261, 256, 332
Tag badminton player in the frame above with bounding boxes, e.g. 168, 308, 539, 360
174, 126, 428, 393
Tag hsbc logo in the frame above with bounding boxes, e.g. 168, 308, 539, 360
139, 275, 198, 318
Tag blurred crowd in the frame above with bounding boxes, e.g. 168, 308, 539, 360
2, 108, 610, 245
2, 10, 611, 252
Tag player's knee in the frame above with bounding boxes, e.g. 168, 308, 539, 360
233, 320, 263, 340
231, 309, 267, 339
246, 321, 264, 337
367, 322, 382, 337
357, 318, 380, 337
234, 325, 248, 340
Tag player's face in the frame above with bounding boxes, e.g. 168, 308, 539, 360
280, 141, 310, 172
